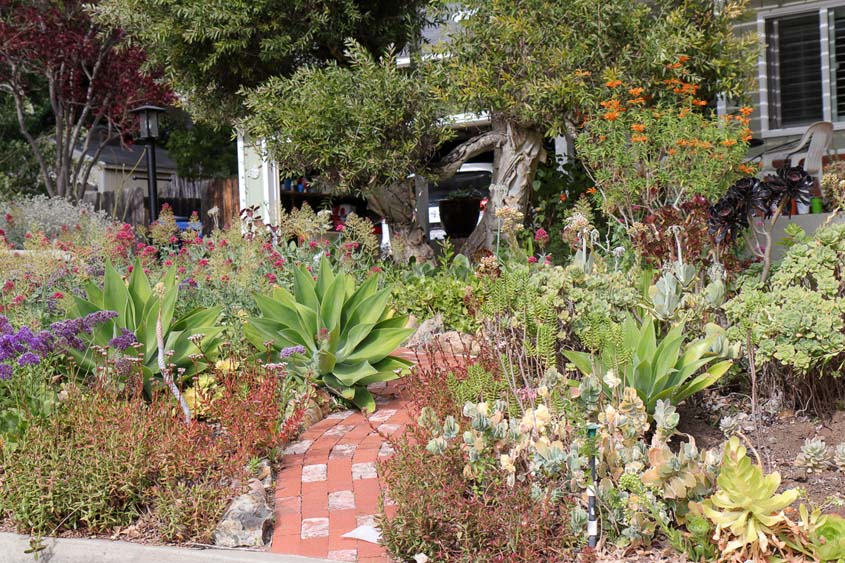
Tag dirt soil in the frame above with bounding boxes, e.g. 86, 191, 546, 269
678, 402, 845, 515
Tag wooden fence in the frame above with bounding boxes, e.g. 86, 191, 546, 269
87, 177, 239, 235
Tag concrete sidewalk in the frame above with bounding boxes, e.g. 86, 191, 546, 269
0, 533, 334, 563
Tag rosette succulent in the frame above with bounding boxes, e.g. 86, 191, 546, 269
698, 436, 800, 560
795, 437, 832, 473
245, 257, 413, 412
778, 165, 815, 209
834, 443, 845, 472
71, 259, 225, 386
708, 165, 816, 245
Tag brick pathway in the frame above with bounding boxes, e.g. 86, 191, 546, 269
270, 382, 412, 563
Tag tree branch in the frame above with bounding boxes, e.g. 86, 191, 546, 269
8, 67, 53, 195
430, 130, 505, 180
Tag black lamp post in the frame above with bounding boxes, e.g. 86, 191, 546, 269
131, 105, 165, 223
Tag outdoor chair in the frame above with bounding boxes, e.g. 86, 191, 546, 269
760, 121, 833, 178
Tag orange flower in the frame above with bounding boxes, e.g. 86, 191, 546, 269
677, 55, 690, 63
628, 87, 644, 96
681, 83, 699, 95
605, 79, 623, 88
697, 141, 713, 149
691, 99, 708, 107
627, 97, 646, 105
603, 111, 620, 121
586, 187, 597, 195
666, 62, 682, 70
559, 193, 568, 202
601, 99, 623, 111
721, 139, 737, 147
575, 70, 592, 77
598, 135, 607, 142
631, 123, 646, 132
631, 134, 648, 143
738, 163, 758, 175
739, 106, 754, 116
667, 148, 677, 155
679, 109, 690, 118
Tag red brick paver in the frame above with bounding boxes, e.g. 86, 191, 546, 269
271, 374, 413, 562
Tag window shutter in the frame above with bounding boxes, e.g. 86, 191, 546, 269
832, 9, 845, 121
767, 13, 823, 129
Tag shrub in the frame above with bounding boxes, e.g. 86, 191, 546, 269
724, 223, 845, 406
380, 427, 579, 563
0, 360, 305, 539
0, 195, 113, 249
576, 78, 751, 228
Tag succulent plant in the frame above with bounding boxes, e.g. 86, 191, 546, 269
811, 512, 845, 562
641, 436, 717, 501
795, 437, 832, 473
698, 436, 800, 560
245, 256, 413, 412
834, 443, 845, 472
652, 399, 679, 444
71, 259, 225, 386
777, 165, 815, 211
718, 413, 750, 438
565, 314, 733, 414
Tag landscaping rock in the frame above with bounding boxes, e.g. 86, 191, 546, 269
407, 314, 444, 347
213, 479, 273, 547
433, 330, 480, 355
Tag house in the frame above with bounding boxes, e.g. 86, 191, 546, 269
76, 134, 177, 199
742, 0, 845, 155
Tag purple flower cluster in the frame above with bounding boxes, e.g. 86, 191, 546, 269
109, 328, 138, 351
0, 311, 118, 380
49, 311, 118, 350
279, 345, 306, 359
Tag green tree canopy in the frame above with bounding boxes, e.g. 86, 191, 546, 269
96, 0, 429, 121
242, 41, 451, 193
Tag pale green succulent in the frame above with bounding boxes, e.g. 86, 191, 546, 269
795, 437, 832, 473
698, 436, 800, 559
834, 443, 845, 472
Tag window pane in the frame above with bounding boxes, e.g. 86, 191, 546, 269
767, 13, 823, 129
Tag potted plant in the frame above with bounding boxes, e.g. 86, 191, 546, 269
438, 189, 484, 238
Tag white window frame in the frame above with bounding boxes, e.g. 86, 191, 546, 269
757, 1, 845, 138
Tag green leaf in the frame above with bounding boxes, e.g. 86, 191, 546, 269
344, 327, 414, 363
353, 387, 376, 413
293, 265, 320, 312
333, 361, 378, 386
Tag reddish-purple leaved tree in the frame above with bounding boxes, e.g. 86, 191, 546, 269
0, 0, 173, 200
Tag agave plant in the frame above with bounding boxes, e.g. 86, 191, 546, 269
697, 436, 800, 561
245, 257, 413, 412
564, 314, 732, 414
71, 260, 225, 385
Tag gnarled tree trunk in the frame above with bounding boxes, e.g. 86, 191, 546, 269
463, 119, 546, 256
368, 178, 433, 264
369, 130, 507, 264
